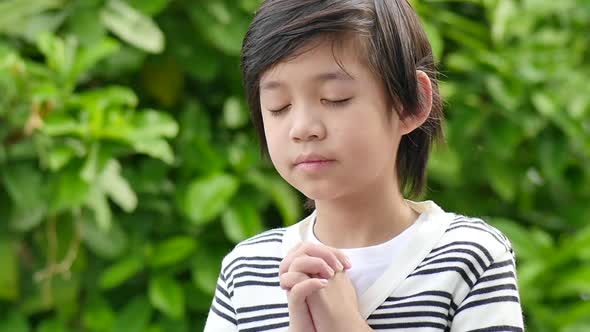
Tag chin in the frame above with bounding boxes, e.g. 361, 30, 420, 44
296, 184, 346, 202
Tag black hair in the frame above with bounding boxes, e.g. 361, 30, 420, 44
241, 0, 443, 199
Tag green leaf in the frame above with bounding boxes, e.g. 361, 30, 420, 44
80, 216, 128, 259
74, 85, 138, 110
184, 284, 214, 313
221, 199, 263, 243
66, 4, 107, 46
0, 0, 63, 33
80, 142, 101, 182
100, 0, 165, 53
0, 237, 18, 300
550, 225, 590, 266
2, 11, 67, 43
227, 134, 258, 172
47, 144, 78, 171
167, 24, 220, 82
9, 204, 46, 233
0, 310, 30, 332
191, 253, 220, 295
42, 115, 86, 137
131, 109, 179, 139
130, 138, 175, 164
489, 218, 549, 261
554, 300, 590, 328
70, 37, 120, 84
239, 0, 262, 13
246, 170, 301, 225
48, 274, 81, 321
532, 92, 557, 116
36, 33, 77, 83
222, 96, 248, 129
551, 265, 590, 297
427, 145, 461, 188
183, 174, 240, 225
268, 179, 301, 226
86, 189, 112, 231
100, 160, 138, 213
112, 296, 152, 332
49, 167, 90, 213
422, 21, 443, 61
36, 319, 69, 332
491, 0, 516, 44
1, 163, 42, 206
157, 317, 189, 332
82, 295, 114, 332
148, 276, 185, 319
485, 160, 517, 202
187, 4, 248, 55
99, 255, 144, 289
125, 0, 171, 16
149, 236, 197, 268
2, 164, 47, 232
145, 326, 163, 332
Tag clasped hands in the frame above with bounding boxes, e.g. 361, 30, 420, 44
279, 242, 372, 332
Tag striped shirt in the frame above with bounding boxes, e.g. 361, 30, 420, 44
204, 200, 525, 331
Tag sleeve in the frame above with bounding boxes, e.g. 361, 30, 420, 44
450, 248, 525, 332
203, 269, 238, 332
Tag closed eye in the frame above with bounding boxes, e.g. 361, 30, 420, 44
323, 98, 353, 107
268, 104, 290, 116
267, 98, 352, 116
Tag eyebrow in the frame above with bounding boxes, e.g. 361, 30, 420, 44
260, 70, 354, 91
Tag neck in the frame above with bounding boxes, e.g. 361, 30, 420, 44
313, 176, 418, 249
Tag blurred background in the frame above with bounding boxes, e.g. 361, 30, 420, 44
0, 0, 589, 331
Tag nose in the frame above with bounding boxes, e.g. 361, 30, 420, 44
288, 104, 327, 142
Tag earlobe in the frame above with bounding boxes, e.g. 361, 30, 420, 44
399, 70, 433, 135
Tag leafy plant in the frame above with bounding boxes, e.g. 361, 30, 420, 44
0, 0, 588, 331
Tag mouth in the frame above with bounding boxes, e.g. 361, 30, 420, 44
294, 153, 332, 164
295, 159, 335, 172
296, 158, 332, 164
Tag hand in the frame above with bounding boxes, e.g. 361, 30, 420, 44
307, 271, 370, 332
279, 242, 351, 332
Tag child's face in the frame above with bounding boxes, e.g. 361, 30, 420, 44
259, 39, 404, 201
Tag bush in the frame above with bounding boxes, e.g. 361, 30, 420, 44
0, 0, 588, 331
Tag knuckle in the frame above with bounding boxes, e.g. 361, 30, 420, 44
301, 241, 316, 252
279, 273, 288, 284
290, 282, 304, 297
279, 260, 289, 274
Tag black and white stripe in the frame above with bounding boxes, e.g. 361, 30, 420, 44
205, 214, 524, 331
368, 291, 458, 330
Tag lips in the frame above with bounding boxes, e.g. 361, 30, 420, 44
294, 153, 334, 166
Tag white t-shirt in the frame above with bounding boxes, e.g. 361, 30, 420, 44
305, 214, 422, 296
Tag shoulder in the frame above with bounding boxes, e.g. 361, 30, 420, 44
219, 227, 288, 279
436, 212, 515, 264
414, 211, 517, 299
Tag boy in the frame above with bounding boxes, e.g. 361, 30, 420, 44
205, 0, 524, 331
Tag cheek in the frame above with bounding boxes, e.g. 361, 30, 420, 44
263, 121, 288, 169
338, 115, 395, 166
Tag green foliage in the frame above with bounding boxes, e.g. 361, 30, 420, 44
0, 0, 588, 331
414, 0, 590, 330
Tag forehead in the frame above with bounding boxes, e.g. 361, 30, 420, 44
259, 36, 372, 88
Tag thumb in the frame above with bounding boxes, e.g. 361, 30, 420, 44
287, 278, 327, 331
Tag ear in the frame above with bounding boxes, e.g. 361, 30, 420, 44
399, 70, 433, 135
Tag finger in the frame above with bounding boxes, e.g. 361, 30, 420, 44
289, 256, 334, 279
280, 242, 350, 276
279, 242, 308, 275
301, 243, 351, 272
280, 271, 309, 290
288, 278, 328, 305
